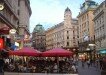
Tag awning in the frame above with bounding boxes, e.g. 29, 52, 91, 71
97, 49, 106, 54
42, 48, 73, 57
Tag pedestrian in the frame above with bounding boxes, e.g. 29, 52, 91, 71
53, 63, 58, 73
99, 58, 103, 70
87, 59, 90, 68
96, 59, 99, 68
90, 59, 93, 66
71, 64, 77, 73
81, 60, 85, 68
0, 56, 5, 75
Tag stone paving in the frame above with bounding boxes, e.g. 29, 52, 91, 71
78, 61, 101, 75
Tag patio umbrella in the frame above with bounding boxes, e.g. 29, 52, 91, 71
42, 48, 73, 73
42, 48, 73, 57
9, 47, 41, 56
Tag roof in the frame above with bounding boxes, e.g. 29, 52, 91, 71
79, 0, 98, 15
65, 7, 71, 12
33, 24, 45, 34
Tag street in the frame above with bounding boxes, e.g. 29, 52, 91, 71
78, 61, 101, 75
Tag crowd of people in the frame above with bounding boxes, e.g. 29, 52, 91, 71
80, 57, 106, 70
0, 57, 78, 74
1, 54, 106, 74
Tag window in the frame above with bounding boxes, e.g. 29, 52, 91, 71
67, 36, 69, 39
73, 37, 75, 39
18, 10, 20, 15
18, 0, 20, 6
17, 21, 19, 25
102, 15, 104, 23
67, 31, 69, 34
87, 14, 89, 19
73, 31, 74, 34
67, 42, 69, 46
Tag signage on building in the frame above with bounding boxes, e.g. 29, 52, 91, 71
9, 29, 16, 34
0, 38, 4, 49
83, 35, 89, 41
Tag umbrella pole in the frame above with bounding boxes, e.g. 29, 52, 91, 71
22, 56, 24, 65
26, 56, 28, 68
57, 57, 59, 73
13, 55, 15, 64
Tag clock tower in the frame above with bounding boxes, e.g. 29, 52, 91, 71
64, 7, 72, 28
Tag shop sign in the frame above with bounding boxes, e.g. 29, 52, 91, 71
0, 38, 4, 49
9, 29, 16, 34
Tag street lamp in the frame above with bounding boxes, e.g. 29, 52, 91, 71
86, 48, 90, 51
0, 3, 4, 11
89, 44, 95, 47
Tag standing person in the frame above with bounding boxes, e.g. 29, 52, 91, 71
87, 59, 90, 68
0, 56, 5, 75
96, 59, 99, 68
90, 59, 93, 66
99, 58, 103, 70
53, 63, 58, 73
71, 64, 77, 73
81, 60, 85, 68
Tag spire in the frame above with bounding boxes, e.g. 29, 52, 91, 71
65, 7, 71, 12
85, 0, 92, 1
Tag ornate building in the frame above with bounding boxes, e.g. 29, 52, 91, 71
32, 24, 46, 52
0, 0, 31, 50
77, 0, 98, 52
93, 0, 106, 54
46, 7, 78, 51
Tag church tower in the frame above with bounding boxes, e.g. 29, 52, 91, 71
64, 7, 72, 28
63, 7, 74, 48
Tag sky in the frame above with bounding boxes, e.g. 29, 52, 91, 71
29, 0, 103, 33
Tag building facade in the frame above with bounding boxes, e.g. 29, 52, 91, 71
18, 0, 31, 48
77, 0, 98, 52
32, 24, 46, 52
0, 0, 31, 50
46, 7, 78, 51
93, 1, 106, 54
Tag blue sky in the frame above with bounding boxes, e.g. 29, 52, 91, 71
30, 0, 103, 33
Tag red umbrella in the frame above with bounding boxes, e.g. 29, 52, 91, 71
9, 47, 41, 56
42, 48, 73, 57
